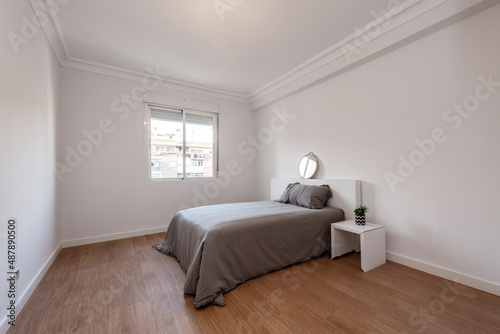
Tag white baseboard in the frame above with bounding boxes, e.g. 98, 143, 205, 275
0, 227, 167, 333
0, 243, 62, 334
61, 226, 167, 248
387, 251, 500, 297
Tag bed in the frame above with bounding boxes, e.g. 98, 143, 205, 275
154, 178, 360, 308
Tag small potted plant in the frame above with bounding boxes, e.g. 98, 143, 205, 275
354, 205, 368, 226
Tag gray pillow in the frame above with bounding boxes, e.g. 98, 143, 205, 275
287, 184, 332, 209
276, 182, 300, 203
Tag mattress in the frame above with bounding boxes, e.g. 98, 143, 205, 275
154, 200, 344, 308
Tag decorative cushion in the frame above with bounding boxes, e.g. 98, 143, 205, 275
287, 184, 332, 209
276, 182, 300, 203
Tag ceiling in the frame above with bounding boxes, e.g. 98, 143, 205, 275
53, 0, 391, 96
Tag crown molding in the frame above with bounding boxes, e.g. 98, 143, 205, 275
29, 0, 498, 109
28, 0, 68, 64
28, 0, 249, 104
248, 0, 499, 111
60, 56, 250, 103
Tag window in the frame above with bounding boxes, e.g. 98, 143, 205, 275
147, 105, 218, 180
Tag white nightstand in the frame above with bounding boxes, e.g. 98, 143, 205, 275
331, 220, 386, 272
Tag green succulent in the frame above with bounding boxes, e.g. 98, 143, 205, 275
354, 205, 368, 215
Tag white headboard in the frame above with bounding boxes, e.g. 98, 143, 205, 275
270, 178, 361, 220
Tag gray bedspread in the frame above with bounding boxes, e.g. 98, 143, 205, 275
154, 200, 344, 308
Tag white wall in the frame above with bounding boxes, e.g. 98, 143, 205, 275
59, 68, 257, 244
1, 5, 497, 325
254, 5, 500, 289
0, 0, 61, 330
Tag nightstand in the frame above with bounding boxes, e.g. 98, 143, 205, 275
331, 220, 386, 272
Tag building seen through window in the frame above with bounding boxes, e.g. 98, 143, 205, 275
149, 107, 216, 179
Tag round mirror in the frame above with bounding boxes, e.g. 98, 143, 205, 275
298, 152, 318, 179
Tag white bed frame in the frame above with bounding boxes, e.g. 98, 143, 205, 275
270, 178, 361, 220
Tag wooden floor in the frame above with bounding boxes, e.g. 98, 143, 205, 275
9, 233, 500, 334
